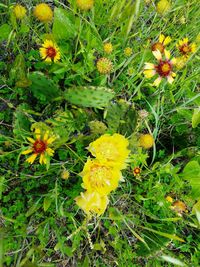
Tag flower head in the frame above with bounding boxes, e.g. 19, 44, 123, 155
75, 191, 109, 216
22, 128, 56, 165
124, 47, 133, 57
144, 49, 176, 86
103, 42, 113, 54
81, 159, 122, 196
133, 167, 141, 176
40, 40, 61, 63
88, 134, 130, 170
34, 3, 53, 23
166, 196, 173, 203
151, 34, 171, 53
174, 56, 187, 70
61, 170, 70, 180
139, 134, 154, 149
76, 0, 94, 11
156, 0, 171, 15
13, 4, 26, 19
176, 38, 196, 58
171, 200, 187, 216
89, 120, 107, 135
96, 57, 113, 74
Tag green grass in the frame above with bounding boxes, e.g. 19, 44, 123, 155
0, 0, 200, 266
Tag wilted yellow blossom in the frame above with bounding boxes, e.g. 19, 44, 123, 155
139, 134, 154, 149
75, 191, 109, 216
96, 57, 113, 74
76, 0, 94, 11
13, 4, 26, 19
34, 3, 53, 23
156, 0, 171, 15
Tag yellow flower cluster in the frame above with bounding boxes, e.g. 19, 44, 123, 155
75, 134, 130, 216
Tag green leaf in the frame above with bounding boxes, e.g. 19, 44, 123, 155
0, 23, 11, 42
13, 104, 31, 140
43, 196, 53, 212
160, 255, 185, 266
25, 198, 42, 217
53, 8, 77, 41
0, 176, 5, 200
181, 161, 200, 199
192, 108, 200, 128
192, 199, 200, 225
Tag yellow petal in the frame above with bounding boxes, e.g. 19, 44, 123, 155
46, 147, 54, 156
159, 34, 165, 43
167, 74, 174, 84
171, 72, 176, 77
46, 136, 56, 144
153, 77, 162, 86
35, 128, 41, 139
39, 47, 47, 58
39, 153, 45, 164
152, 50, 162, 60
144, 63, 155, 70
191, 43, 197, 53
183, 37, 188, 44
44, 57, 52, 63
163, 36, 171, 45
21, 148, 33, 155
44, 39, 54, 48
43, 131, 49, 141
144, 69, 156, 78
164, 50, 171, 60
26, 153, 37, 164
27, 137, 35, 143
171, 57, 176, 65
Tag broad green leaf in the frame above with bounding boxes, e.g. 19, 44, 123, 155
192, 108, 200, 128
25, 198, 42, 217
182, 161, 200, 199
192, 199, 200, 225
43, 196, 53, 212
53, 8, 77, 40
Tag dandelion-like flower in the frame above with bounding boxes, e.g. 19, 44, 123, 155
133, 167, 141, 176
13, 4, 26, 19
40, 40, 61, 63
156, 0, 171, 15
144, 49, 176, 86
151, 34, 171, 53
176, 38, 196, 58
124, 47, 133, 57
103, 42, 113, 54
34, 3, 53, 23
76, 0, 94, 11
139, 134, 154, 149
96, 57, 113, 74
22, 128, 56, 165
81, 159, 122, 196
75, 191, 109, 216
88, 134, 130, 170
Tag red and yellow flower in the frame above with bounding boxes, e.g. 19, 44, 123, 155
22, 128, 56, 165
144, 49, 176, 86
39, 40, 61, 63
176, 38, 196, 58
151, 34, 171, 53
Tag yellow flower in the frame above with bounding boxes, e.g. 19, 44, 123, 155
81, 159, 122, 196
75, 191, 109, 216
174, 56, 187, 70
124, 47, 133, 57
143, 49, 176, 86
76, 0, 94, 11
139, 134, 154, 149
34, 3, 53, 23
103, 42, 113, 54
96, 57, 113, 74
133, 167, 141, 176
156, 0, 171, 15
165, 196, 173, 203
21, 128, 56, 165
13, 4, 26, 19
61, 170, 70, 180
88, 134, 130, 170
39, 40, 61, 63
151, 34, 171, 53
171, 200, 187, 216
176, 38, 197, 58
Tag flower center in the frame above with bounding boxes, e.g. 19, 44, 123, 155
33, 140, 47, 154
179, 44, 191, 54
134, 167, 141, 175
46, 47, 56, 59
156, 60, 172, 76
89, 165, 110, 188
151, 42, 164, 53
97, 143, 118, 160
